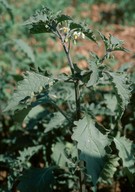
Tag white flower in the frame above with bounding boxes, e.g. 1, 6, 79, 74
73, 31, 79, 40
81, 32, 85, 39
60, 27, 70, 33
73, 31, 85, 40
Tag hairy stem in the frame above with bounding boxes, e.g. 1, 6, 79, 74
55, 27, 81, 119
56, 27, 75, 74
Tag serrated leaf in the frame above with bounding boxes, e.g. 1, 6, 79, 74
56, 14, 72, 23
99, 32, 128, 52
98, 32, 109, 49
17, 167, 55, 192
114, 135, 135, 175
100, 155, 119, 184
106, 72, 131, 117
70, 22, 96, 42
87, 60, 99, 87
17, 145, 42, 163
70, 21, 83, 29
118, 62, 133, 72
51, 142, 72, 168
83, 28, 96, 43
24, 8, 72, 34
109, 35, 128, 52
81, 53, 101, 86
104, 94, 117, 113
45, 112, 65, 133
24, 8, 51, 34
4, 71, 54, 112
14, 39, 35, 63
98, 31, 107, 41
110, 35, 123, 46
72, 114, 110, 185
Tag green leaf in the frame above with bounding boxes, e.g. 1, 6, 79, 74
80, 53, 101, 86
24, 105, 45, 122
56, 13, 72, 23
24, 7, 51, 34
99, 32, 128, 52
69, 22, 83, 30
70, 22, 96, 42
24, 7, 72, 34
106, 72, 131, 118
17, 167, 55, 192
72, 114, 110, 185
86, 55, 100, 87
51, 142, 73, 168
98, 32, 108, 49
45, 112, 65, 133
14, 39, 35, 63
4, 71, 54, 112
100, 155, 120, 184
17, 145, 42, 163
104, 94, 117, 113
114, 135, 135, 175
109, 35, 128, 52
83, 28, 96, 43
13, 106, 32, 123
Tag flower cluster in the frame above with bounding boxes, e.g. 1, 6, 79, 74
60, 26, 85, 44
72, 31, 85, 44
73, 31, 85, 40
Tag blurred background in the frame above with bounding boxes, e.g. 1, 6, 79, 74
1, 0, 135, 73
0, 1, 135, 192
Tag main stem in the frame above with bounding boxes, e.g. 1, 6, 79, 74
56, 28, 85, 192
56, 27, 75, 75
75, 79, 81, 120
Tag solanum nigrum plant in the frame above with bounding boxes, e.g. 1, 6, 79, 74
3, 6, 135, 192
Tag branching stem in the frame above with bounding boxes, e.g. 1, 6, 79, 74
56, 27, 75, 74
56, 26, 86, 192
100, 50, 111, 63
